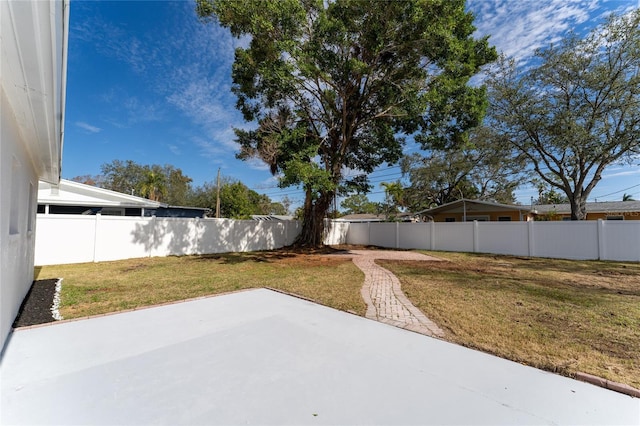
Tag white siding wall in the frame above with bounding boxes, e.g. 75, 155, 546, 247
1, 89, 40, 347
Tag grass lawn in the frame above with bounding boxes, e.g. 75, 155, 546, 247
35, 250, 366, 319
379, 251, 640, 389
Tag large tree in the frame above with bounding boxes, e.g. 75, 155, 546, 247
401, 126, 524, 210
197, 0, 496, 245
487, 11, 640, 220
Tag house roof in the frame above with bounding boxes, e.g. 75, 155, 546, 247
533, 201, 640, 215
38, 179, 164, 208
336, 213, 386, 222
252, 215, 295, 221
1, 0, 69, 183
417, 199, 530, 216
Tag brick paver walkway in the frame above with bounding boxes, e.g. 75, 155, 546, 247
331, 249, 445, 338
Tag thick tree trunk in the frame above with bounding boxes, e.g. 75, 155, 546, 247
295, 190, 333, 247
569, 195, 587, 220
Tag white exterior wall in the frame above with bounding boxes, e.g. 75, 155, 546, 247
1, 89, 40, 347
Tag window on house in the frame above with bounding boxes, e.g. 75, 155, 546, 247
466, 216, 489, 222
100, 207, 125, 216
445, 217, 456, 222
498, 216, 512, 222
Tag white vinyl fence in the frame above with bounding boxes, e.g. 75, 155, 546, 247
346, 220, 640, 262
35, 215, 640, 266
35, 215, 303, 266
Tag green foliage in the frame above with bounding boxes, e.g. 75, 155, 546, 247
96, 160, 192, 204
533, 181, 569, 205
340, 194, 378, 215
197, 0, 496, 245
381, 181, 406, 215
187, 177, 286, 219
487, 11, 640, 220
402, 126, 523, 211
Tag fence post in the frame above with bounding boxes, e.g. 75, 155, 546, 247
396, 222, 400, 249
597, 219, 605, 260
368, 222, 371, 245
150, 215, 156, 258
93, 213, 100, 262
429, 220, 436, 250
527, 220, 535, 257
473, 220, 479, 253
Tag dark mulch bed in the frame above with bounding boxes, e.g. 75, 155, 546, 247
13, 279, 59, 328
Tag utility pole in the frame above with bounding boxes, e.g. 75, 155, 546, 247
215, 168, 221, 219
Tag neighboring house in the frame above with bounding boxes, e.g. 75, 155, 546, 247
38, 179, 209, 218
417, 199, 531, 222
532, 201, 640, 221
1, 0, 69, 348
337, 213, 417, 222
336, 213, 387, 222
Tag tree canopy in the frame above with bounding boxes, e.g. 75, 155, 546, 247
401, 126, 524, 211
187, 177, 288, 219
197, 0, 496, 245
487, 10, 640, 220
74, 160, 193, 205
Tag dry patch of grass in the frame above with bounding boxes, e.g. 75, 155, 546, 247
35, 250, 366, 319
379, 252, 640, 389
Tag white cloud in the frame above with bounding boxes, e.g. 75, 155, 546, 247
469, 0, 610, 65
603, 169, 640, 179
75, 121, 102, 133
167, 144, 181, 155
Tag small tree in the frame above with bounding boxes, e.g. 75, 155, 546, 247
487, 11, 640, 220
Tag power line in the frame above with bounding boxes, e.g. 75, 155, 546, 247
592, 182, 640, 200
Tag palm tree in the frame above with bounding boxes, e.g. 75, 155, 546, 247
622, 193, 635, 201
139, 170, 167, 202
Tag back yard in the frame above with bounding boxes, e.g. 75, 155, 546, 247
35, 248, 639, 389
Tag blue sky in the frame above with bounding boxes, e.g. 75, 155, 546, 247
63, 0, 640, 209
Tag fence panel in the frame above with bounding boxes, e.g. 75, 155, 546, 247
346, 223, 370, 245
95, 216, 151, 262
325, 221, 349, 245
35, 215, 97, 265
434, 223, 474, 253
532, 222, 599, 260
397, 223, 430, 250
369, 223, 397, 248
600, 221, 640, 262
476, 222, 529, 257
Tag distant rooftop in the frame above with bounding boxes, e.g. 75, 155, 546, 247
533, 200, 640, 214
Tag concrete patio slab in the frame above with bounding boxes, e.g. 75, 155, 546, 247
1, 289, 638, 425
